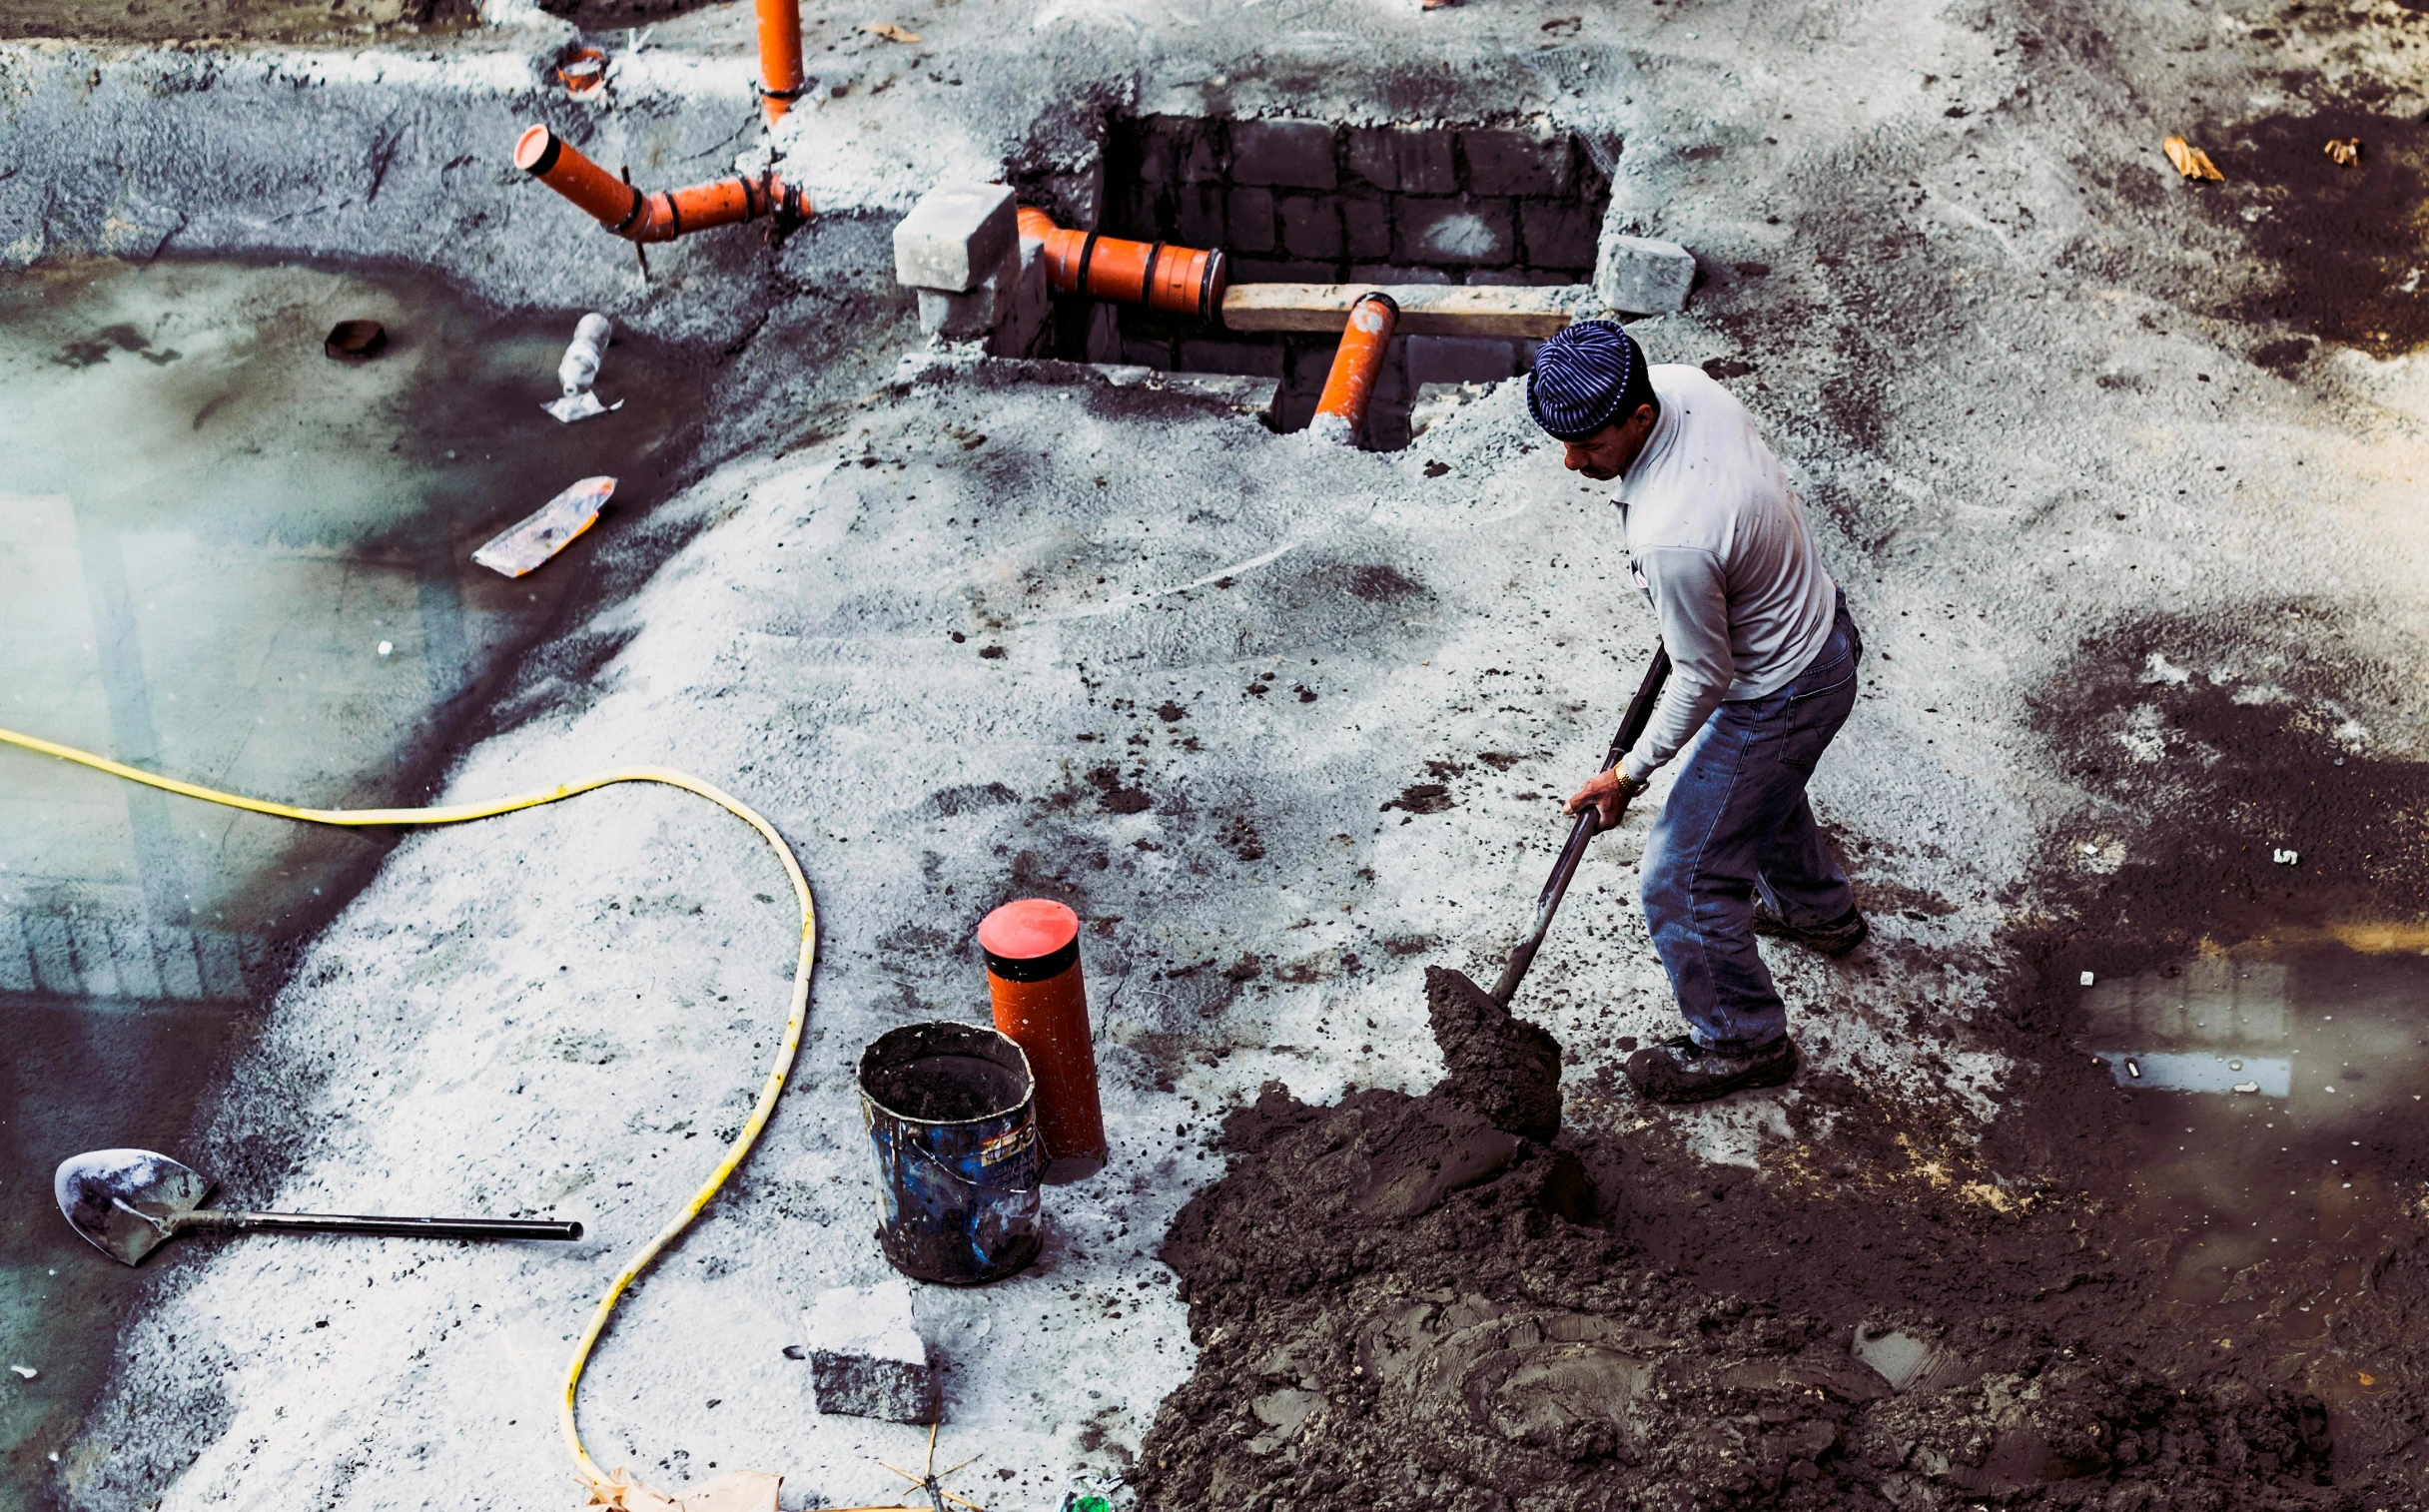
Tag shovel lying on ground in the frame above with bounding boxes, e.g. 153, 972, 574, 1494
55, 1148, 583, 1266
1469, 643, 1673, 1009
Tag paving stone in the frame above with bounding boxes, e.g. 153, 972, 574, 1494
1341, 197, 1391, 260
1459, 128, 1572, 196
1227, 187, 1276, 253
1178, 339, 1286, 378
107, 918, 164, 1000
153, 927, 206, 1001
1228, 119, 1338, 189
0, 913, 34, 994
69, 918, 121, 999
1595, 231, 1697, 314
804, 1281, 938, 1424
1344, 127, 1456, 194
25, 915, 75, 995
995, 237, 1052, 358
1393, 198, 1515, 266
893, 181, 1018, 294
1518, 200, 1601, 270
1408, 335, 1521, 385
1278, 197, 1343, 260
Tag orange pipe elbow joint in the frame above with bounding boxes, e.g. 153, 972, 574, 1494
753, 0, 807, 126
515, 126, 811, 245
1310, 291, 1399, 447
1017, 206, 1227, 323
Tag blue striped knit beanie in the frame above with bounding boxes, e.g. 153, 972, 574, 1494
1526, 321, 1657, 441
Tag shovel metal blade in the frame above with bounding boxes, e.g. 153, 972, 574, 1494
55, 1148, 214, 1265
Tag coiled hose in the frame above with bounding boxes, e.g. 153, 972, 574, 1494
0, 725, 815, 1495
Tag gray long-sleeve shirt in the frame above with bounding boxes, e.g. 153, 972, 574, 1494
1612, 365, 1839, 783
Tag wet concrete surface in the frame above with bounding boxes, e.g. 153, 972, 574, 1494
0, 256, 705, 1507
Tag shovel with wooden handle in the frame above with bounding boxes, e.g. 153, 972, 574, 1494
1484, 642, 1672, 1006
55, 1148, 582, 1266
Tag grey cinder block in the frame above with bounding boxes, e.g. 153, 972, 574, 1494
1459, 128, 1572, 196
1226, 186, 1277, 253
1595, 232, 1697, 314
1408, 335, 1520, 386
894, 182, 1018, 294
917, 238, 1020, 341
1519, 200, 1602, 270
1278, 196, 1343, 260
1394, 198, 1515, 266
804, 1281, 939, 1424
1344, 128, 1455, 194
1229, 119, 1338, 189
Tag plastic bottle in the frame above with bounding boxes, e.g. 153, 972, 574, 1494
558, 313, 612, 396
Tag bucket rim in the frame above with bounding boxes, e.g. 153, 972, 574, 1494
857, 1020, 1037, 1129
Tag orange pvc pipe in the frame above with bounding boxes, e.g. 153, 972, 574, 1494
754, 0, 806, 127
980, 900, 1108, 1175
1310, 291, 1399, 447
1016, 205, 1227, 323
515, 126, 811, 245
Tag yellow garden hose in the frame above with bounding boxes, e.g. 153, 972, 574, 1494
0, 725, 816, 1497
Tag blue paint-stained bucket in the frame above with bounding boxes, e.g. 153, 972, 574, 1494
857, 1022, 1044, 1285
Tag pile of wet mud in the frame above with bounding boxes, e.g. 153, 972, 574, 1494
1134, 968, 2392, 1511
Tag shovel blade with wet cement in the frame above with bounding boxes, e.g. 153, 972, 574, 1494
1447, 644, 1673, 1012
54, 1148, 583, 1266
471, 474, 615, 578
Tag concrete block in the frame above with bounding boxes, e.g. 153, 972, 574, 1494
1226, 187, 1276, 253
194, 930, 247, 1000
154, 927, 206, 1001
1177, 339, 1286, 378
918, 239, 1020, 341
1394, 199, 1515, 266
1228, 119, 1338, 190
1348, 264, 1457, 286
1344, 127, 1456, 194
1278, 196, 1343, 260
69, 918, 120, 999
893, 182, 1018, 294
106, 918, 164, 1000
1407, 335, 1520, 386
1174, 183, 1224, 248
993, 237, 1052, 359
1122, 337, 1177, 369
1342, 197, 1390, 260
1085, 304, 1123, 365
805, 1281, 938, 1423
1459, 128, 1571, 196
25, 916, 75, 995
1594, 231, 1697, 314
1180, 120, 1227, 184
0, 912, 34, 994
1135, 116, 1191, 184
1519, 200, 1602, 270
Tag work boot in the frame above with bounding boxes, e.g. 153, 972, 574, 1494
1752, 902, 1869, 958
1623, 1035, 1799, 1105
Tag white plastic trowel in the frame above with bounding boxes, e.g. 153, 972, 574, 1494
543, 312, 624, 423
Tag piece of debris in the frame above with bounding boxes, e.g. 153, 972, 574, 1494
9, 1365, 35, 1380
472, 476, 616, 578
2233, 1081, 2261, 1095
323, 320, 387, 361
1851, 1324, 1964, 1394
581, 1467, 780, 1512
376, 640, 393, 657
557, 46, 607, 98
2163, 135, 2224, 182
2324, 137, 2363, 168
2273, 848, 2298, 865
803, 1279, 940, 1423
862, 21, 922, 41
545, 313, 624, 424
2080, 970, 2096, 987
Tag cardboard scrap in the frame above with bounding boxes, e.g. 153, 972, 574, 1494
2325, 136, 2363, 167
861, 21, 921, 41
2163, 135, 2223, 182
582, 1468, 782, 1512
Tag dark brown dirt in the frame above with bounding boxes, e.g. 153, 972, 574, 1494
1134, 609, 2429, 1512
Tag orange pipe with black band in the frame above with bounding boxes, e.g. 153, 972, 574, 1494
753, 0, 807, 126
1309, 290, 1398, 447
515, 126, 811, 245
980, 899, 1108, 1177
1016, 205, 1226, 323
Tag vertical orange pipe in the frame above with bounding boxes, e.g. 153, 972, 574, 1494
980, 899, 1108, 1178
754, 0, 806, 127
1309, 291, 1399, 447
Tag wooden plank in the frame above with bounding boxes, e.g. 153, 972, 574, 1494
1218, 283, 1599, 338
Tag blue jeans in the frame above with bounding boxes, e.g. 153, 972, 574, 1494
1639, 593, 1861, 1053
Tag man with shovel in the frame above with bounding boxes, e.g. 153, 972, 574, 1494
1526, 321, 1866, 1104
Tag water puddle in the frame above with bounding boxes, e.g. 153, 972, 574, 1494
0, 257, 703, 1501
2075, 945, 2429, 1340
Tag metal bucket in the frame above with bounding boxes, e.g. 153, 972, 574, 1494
857, 1021, 1044, 1284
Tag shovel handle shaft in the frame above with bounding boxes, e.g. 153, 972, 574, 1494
1490, 644, 1673, 1006
182, 1211, 584, 1241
